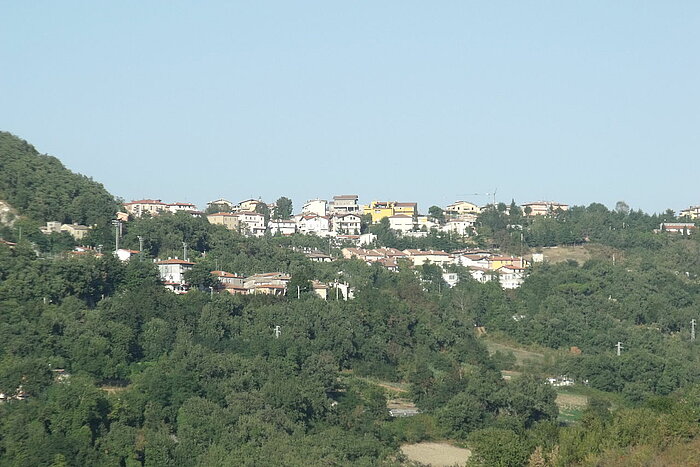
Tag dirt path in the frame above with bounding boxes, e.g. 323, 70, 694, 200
401, 442, 471, 467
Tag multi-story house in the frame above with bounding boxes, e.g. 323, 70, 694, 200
207, 198, 235, 212
207, 212, 240, 230
679, 206, 700, 219
441, 218, 475, 236
156, 258, 194, 294
268, 219, 296, 235
123, 199, 168, 218
232, 211, 266, 236
403, 249, 453, 267
244, 272, 290, 296
329, 195, 360, 216
333, 213, 362, 234
388, 214, 415, 233
297, 214, 331, 236
446, 200, 481, 217
498, 265, 527, 289
166, 202, 198, 214
521, 201, 569, 216
364, 200, 418, 223
237, 199, 264, 213
393, 202, 417, 217
302, 199, 328, 217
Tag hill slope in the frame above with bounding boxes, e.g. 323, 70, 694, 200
0, 132, 117, 226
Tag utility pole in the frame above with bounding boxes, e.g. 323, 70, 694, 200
182, 242, 188, 261
616, 341, 623, 356
274, 325, 281, 339
111, 220, 121, 253
297, 285, 300, 299
137, 235, 144, 261
692, 319, 696, 341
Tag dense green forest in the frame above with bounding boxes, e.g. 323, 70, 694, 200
0, 135, 699, 466
0, 132, 117, 227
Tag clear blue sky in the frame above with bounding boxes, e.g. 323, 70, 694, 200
1, 2, 698, 214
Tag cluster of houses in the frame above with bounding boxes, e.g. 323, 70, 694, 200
121, 199, 202, 218
110, 195, 561, 295
39, 221, 91, 240
341, 247, 530, 289
120, 196, 574, 239
154, 257, 353, 299
0, 385, 29, 403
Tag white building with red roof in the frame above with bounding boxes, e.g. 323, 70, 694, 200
123, 199, 168, 218
166, 202, 198, 214
297, 214, 331, 236
156, 258, 194, 293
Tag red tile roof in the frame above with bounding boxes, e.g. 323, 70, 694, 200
124, 199, 165, 205
156, 259, 195, 265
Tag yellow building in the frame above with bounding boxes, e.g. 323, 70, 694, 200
394, 202, 417, 217
363, 201, 418, 223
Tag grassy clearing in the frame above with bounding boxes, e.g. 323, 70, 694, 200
400, 442, 471, 467
481, 337, 547, 369
531, 244, 621, 265
556, 391, 588, 424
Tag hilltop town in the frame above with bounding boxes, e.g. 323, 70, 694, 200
31, 194, 699, 298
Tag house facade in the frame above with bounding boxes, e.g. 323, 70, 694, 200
679, 206, 700, 219
521, 201, 569, 216
403, 249, 453, 267
658, 223, 697, 235
388, 214, 415, 233
166, 202, 198, 214
333, 213, 362, 234
297, 214, 331, 236
268, 219, 296, 235
207, 212, 240, 230
123, 199, 168, 218
156, 258, 194, 294
302, 199, 328, 217
329, 195, 360, 215
498, 265, 527, 289
232, 211, 266, 236
446, 200, 481, 217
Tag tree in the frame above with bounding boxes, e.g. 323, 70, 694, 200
615, 201, 630, 215
274, 197, 293, 220
428, 206, 445, 224
255, 203, 271, 225
184, 263, 219, 290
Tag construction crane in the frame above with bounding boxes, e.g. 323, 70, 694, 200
456, 188, 498, 207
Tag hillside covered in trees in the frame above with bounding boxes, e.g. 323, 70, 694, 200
0, 132, 117, 227
0, 135, 699, 466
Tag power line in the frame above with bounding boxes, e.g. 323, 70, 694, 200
616, 341, 623, 356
